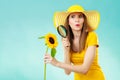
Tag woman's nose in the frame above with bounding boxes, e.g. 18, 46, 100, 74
75, 18, 79, 22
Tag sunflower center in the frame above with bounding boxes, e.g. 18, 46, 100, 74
49, 37, 55, 44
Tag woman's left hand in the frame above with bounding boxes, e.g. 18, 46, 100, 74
44, 53, 59, 66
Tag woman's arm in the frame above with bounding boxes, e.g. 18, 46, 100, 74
56, 46, 96, 74
63, 48, 71, 75
62, 38, 71, 75
44, 46, 96, 74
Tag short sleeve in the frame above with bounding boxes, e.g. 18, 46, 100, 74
87, 32, 99, 47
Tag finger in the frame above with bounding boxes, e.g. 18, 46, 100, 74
44, 57, 52, 61
44, 57, 52, 62
44, 56, 49, 59
44, 54, 51, 59
62, 37, 68, 41
45, 53, 50, 56
46, 60, 51, 63
44, 59, 52, 63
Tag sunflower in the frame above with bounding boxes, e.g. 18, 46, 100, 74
45, 33, 58, 48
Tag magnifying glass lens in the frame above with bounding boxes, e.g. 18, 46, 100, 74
57, 25, 67, 38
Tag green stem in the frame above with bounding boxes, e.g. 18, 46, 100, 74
46, 46, 49, 53
44, 64, 46, 80
44, 47, 49, 80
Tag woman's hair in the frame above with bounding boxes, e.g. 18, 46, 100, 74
64, 12, 91, 52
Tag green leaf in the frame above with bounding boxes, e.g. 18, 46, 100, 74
51, 48, 56, 57
38, 36, 45, 39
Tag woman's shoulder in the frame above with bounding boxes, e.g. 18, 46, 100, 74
87, 31, 98, 42
88, 31, 98, 38
86, 31, 99, 47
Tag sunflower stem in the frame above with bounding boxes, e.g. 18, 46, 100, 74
46, 46, 49, 53
44, 46, 49, 80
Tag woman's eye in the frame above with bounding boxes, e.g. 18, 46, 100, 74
79, 15, 83, 18
71, 15, 75, 18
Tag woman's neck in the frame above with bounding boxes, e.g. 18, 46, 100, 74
72, 30, 81, 39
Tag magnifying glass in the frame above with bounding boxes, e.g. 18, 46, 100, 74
57, 25, 67, 38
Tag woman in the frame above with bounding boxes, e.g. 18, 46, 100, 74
44, 5, 105, 80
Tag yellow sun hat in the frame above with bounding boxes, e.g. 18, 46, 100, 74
53, 5, 100, 31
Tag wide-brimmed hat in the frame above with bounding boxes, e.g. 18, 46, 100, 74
53, 5, 100, 31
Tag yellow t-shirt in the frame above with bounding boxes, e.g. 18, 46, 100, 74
71, 32, 105, 80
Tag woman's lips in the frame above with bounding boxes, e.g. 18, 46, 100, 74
75, 24, 80, 26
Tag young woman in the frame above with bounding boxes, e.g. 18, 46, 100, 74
44, 5, 105, 80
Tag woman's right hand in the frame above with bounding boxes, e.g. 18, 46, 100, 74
62, 38, 70, 51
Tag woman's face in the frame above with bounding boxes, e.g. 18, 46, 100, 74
68, 12, 84, 31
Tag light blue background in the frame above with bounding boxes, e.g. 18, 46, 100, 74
0, 0, 120, 80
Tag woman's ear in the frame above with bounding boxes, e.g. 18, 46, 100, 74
87, 26, 93, 32
85, 28, 88, 32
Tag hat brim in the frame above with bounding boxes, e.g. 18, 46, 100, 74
53, 11, 100, 31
